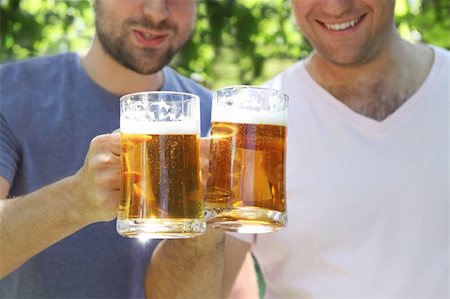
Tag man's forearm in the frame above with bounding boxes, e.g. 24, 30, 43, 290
0, 175, 89, 278
0, 133, 121, 279
146, 228, 225, 299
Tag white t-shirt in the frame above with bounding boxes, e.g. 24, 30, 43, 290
246, 46, 449, 299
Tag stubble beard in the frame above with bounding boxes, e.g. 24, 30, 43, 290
315, 42, 374, 67
94, 6, 193, 75
96, 27, 180, 75
308, 21, 395, 68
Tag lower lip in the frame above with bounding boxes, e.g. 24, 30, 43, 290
133, 30, 168, 47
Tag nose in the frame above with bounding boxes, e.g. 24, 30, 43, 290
142, 0, 169, 24
320, 0, 352, 17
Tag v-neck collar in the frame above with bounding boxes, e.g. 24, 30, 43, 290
297, 46, 442, 134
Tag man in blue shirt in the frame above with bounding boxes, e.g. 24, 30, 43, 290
0, 1, 211, 298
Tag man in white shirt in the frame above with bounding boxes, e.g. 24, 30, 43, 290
146, 1, 449, 298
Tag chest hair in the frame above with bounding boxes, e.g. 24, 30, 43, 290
328, 79, 414, 121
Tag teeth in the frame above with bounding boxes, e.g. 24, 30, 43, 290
325, 17, 360, 31
142, 32, 153, 39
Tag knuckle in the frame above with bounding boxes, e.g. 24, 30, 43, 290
90, 134, 106, 147
90, 134, 112, 151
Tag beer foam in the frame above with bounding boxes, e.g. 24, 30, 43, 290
212, 106, 286, 126
121, 118, 199, 134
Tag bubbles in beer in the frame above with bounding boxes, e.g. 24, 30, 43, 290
205, 86, 288, 233
205, 121, 287, 232
118, 132, 203, 237
118, 92, 204, 238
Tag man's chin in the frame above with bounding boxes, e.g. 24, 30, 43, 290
133, 63, 169, 75
120, 58, 169, 75
124, 52, 174, 75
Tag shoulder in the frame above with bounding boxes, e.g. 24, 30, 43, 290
162, 67, 212, 99
428, 44, 450, 72
263, 60, 307, 90
428, 45, 449, 79
0, 53, 78, 88
1, 52, 78, 74
0, 53, 80, 113
430, 44, 450, 59
430, 45, 450, 73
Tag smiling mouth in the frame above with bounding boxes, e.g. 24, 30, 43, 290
135, 30, 166, 40
323, 15, 364, 31
132, 29, 169, 48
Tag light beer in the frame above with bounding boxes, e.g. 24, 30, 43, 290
117, 91, 204, 239
205, 113, 287, 233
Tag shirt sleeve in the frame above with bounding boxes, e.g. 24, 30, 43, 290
0, 112, 20, 184
226, 231, 256, 244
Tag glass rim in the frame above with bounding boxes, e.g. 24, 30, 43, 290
213, 85, 289, 101
120, 90, 200, 101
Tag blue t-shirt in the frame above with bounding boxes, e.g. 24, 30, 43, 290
0, 53, 212, 298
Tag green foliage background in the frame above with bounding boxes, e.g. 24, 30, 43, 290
1, 0, 449, 89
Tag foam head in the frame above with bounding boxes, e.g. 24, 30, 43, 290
212, 86, 288, 126
121, 117, 199, 135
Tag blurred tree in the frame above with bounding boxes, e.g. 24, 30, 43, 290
1, 0, 449, 89
1, 0, 94, 61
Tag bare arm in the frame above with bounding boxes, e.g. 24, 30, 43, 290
145, 231, 259, 299
0, 133, 121, 279
224, 236, 259, 299
146, 228, 225, 299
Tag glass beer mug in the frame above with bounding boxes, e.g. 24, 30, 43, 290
205, 86, 288, 233
117, 91, 205, 239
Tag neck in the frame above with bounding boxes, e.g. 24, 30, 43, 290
304, 35, 434, 120
306, 31, 405, 84
79, 36, 164, 96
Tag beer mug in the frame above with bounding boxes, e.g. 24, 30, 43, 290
117, 92, 205, 239
205, 86, 288, 233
